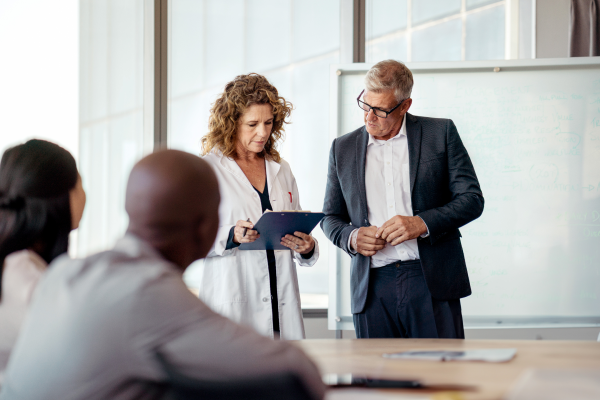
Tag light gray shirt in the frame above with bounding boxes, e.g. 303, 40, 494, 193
0, 235, 324, 400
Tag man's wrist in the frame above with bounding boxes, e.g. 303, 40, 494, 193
416, 216, 430, 238
348, 228, 359, 254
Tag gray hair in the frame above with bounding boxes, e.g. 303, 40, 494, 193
364, 59, 413, 102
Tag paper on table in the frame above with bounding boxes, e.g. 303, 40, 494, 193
383, 348, 517, 363
504, 369, 600, 400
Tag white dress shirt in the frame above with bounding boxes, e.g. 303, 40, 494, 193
349, 114, 427, 267
0, 235, 324, 400
0, 250, 46, 380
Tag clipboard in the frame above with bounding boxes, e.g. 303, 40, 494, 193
238, 211, 325, 250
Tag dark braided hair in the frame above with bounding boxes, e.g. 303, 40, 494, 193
0, 139, 78, 300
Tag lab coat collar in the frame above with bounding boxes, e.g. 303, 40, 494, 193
218, 154, 249, 188
216, 151, 280, 193
265, 156, 281, 196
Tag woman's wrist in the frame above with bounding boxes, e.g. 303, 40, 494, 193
226, 226, 241, 249
300, 241, 315, 259
299, 239, 315, 254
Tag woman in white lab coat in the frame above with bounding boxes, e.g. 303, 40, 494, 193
199, 73, 319, 340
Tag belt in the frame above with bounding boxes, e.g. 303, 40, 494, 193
378, 259, 421, 270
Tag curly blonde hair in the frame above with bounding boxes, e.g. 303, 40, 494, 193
201, 73, 292, 162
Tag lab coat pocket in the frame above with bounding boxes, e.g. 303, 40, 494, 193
213, 253, 248, 304
286, 190, 294, 210
271, 179, 290, 212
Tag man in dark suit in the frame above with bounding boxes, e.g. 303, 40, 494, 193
321, 60, 483, 339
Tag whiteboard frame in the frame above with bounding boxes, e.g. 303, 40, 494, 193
327, 57, 600, 331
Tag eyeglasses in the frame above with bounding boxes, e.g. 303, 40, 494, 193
356, 89, 405, 118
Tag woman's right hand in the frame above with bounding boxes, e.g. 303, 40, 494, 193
233, 219, 259, 244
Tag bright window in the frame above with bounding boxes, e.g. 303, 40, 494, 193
366, 0, 506, 63
0, 1, 78, 168
170, 0, 341, 308
77, 0, 151, 257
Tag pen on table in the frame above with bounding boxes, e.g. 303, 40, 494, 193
242, 218, 251, 237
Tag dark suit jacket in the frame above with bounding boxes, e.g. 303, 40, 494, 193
321, 113, 484, 314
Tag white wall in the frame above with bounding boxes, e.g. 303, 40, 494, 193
304, 317, 356, 339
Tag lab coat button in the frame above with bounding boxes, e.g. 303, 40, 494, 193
262, 297, 269, 302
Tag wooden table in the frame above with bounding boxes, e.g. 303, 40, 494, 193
296, 339, 600, 400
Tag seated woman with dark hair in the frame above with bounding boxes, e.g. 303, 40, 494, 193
0, 139, 86, 377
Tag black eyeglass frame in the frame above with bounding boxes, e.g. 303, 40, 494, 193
356, 89, 405, 118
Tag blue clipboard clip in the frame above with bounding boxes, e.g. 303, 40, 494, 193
238, 211, 325, 250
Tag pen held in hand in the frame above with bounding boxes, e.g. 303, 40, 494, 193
242, 218, 251, 237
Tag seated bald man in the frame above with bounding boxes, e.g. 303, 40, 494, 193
0, 150, 325, 400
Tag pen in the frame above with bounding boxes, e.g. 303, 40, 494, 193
242, 218, 250, 237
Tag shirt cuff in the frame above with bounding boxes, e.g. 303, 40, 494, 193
300, 246, 315, 259
417, 216, 430, 238
347, 228, 359, 254
225, 226, 241, 250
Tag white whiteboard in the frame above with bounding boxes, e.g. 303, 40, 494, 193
328, 58, 600, 330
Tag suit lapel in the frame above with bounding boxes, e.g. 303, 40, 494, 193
406, 113, 422, 195
356, 127, 369, 220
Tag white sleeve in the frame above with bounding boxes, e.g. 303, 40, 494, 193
347, 228, 359, 255
288, 167, 319, 267
205, 224, 236, 258
418, 216, 430, 238
294, 237, 319, 267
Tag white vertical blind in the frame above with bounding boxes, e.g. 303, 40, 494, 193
78, 0, 152, 257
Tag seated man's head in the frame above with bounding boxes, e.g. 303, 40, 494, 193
125, 150, 220, 268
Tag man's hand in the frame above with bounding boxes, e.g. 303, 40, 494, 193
376, 215, 427, 246
355, 226, 386, 257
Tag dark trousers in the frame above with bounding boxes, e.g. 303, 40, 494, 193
353, 260, 465, 339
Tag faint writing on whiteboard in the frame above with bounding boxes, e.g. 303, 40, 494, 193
585, 229, 600, 238
529, 164, 558, 183
539, 93, 567, 101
